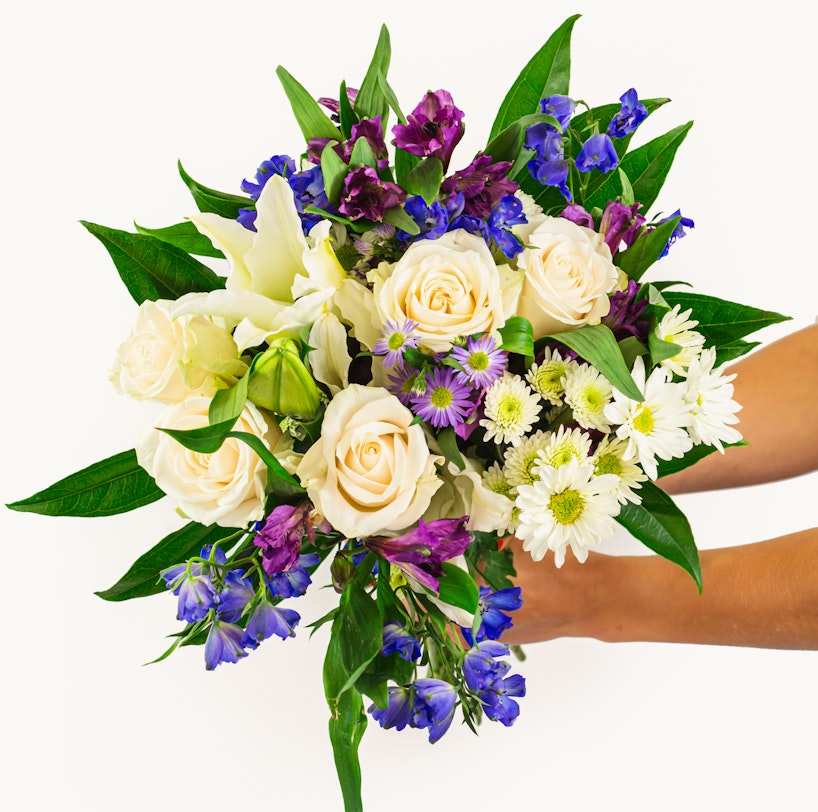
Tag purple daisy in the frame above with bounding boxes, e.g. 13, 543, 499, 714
450, 335, 507, 389
412, 366, 473, 429
386, 364, 421, 407
374, 318, 420, 368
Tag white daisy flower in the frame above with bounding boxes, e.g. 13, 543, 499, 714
604, 355, 693, 479
480, 374, 542, 446
514, 457, 621, 566
538, 425, 593, 469
482, 462, 519, 534
682, 347, 742, 451
503, 430, 551, 488
592, 435, 648, 504
563, 364, 613, 432
655, 305, 705, 376
526, 347, 576, 405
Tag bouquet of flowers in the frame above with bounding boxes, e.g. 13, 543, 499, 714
8, 14, 787, 811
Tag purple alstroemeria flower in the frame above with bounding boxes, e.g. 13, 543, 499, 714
607, 88, 648, 139
528, 156, 571, 201
369, 686, 415, 731
267, 553, 321, 599
254, 504, 317, 575
216, 570, 255, 623
317, 87, 359, 122
204, 620, 247, 670
400, 195, 449, 241
241, 154, 296, 199
487, 194, 527, 258
347, 116, 391, 170
599, 200, 646, 255
364, 517, 472, 594
657, 209, 695, 257
575, 133, 619, 173
339, 165, 405, 221
412, 366, 474, 429
440, 154, 517, 219
412, 679, 458, 743
242, 600, 300, 649
560, 202, 595, 229
539, 94, 576, 130
381, 621, 422, 662
601, 279, 650, 343
392, 89, 465, 171
461, 586, 523, 645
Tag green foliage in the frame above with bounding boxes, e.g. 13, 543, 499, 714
133, 221, 224, 259
354, 25, 392, 125
275, 66, 342, 142
177, 161, 254, 218
499, 316, 534, 356
615, 216, 681, 281
438, 427, 466, 472
437, 562, 479, 613
403, 157, 444, 205
655, 440, 748, 479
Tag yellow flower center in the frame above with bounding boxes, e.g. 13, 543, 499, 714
594, 453, 622, 477
633, 404, 655, 435
430, 387, 453, 410
548, 488, 585, 525
469, 351, 489, 371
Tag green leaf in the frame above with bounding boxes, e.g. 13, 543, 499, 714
656, 440, 748, 479
485, 113, 560, 164
488, 14, 580, 141
543, 324, 642, 401
338, 581, 384, 679
7, 450, 163, 517
338, 80, 359, 139
499, 316, 534, 356
715, 339, 761, 365
438, 427, 466, 472
208, 370, 250, 425
177, 161, 254, 218
383, 205, 420, 235
355, 652, 414, 709
616, 481, 702, 591
648, 331, 681, 365
81, 221, 225, 304
319, 142, 348, 206
133, 221, 224, 259
377, 70, 406, 125
661, 291, 790, 344
349, 135, 378, 169
403, 157, 444, 205
327, 689, 367, 812
615, 216, 681, 281
617, 336, 648, 368
95, 522, 238, 601
275, 65, 342, 142
618, 167, 635, 207
354, 24, 391, 124
395, 148, 420, 189
436, 562, 479, 613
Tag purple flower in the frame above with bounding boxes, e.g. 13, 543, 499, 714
216, 570, 255, 623
161, 545, 226, 623
254, 504, 315, 575
381, 621, 421, 662
236, 208, 258, 232
241, 155, 296, 199
267, 553, 320, 599
539, 95, 576, 130
288, 166, 331, 233
369, 686, 415, 731
560, 203, 595, 229
204, 620, 247, 670
575, 133, 619, 173
657, 210, 695, 257
481, 672, 526, 726
450, 334, 507, 389
242, 600, 300, 649
599, 200, 646, 255
462, 586, 523, 645
365, 517, 472, 593
318, 87, 359, 122
374, 318, 420, 368
440, 155, 517, 219
601, 279, 650, 343
401, 195, 449, 241
386, 364, 422, 406
487, 195, 526, 258
347, 116, 390, 169
463, 641, 512, 690
524, 122, 565, 161
607, 88, 648, 139
392, 89, 465, 171
413, 679, 458, 742
339, 165, 405, 221
412, 366, 474, 429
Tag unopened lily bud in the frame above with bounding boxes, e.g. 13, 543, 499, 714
248, 338, 321, 420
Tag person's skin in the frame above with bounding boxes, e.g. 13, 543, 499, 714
503, 322, 818, 650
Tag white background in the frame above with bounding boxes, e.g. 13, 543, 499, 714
2, 1, 817, 810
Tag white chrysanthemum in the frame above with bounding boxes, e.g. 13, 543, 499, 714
682, 347, 743, 451
526, 347, 576, 405
592, 435, 648, 504
480, 374, 542, 446
539, 425, 593, 469
503, 430, 551, 488
563, 364, 613, 431
604, 355, 693, 479
655, 305, 705, 376
515, 457, 621, 566
481, 462, 518, 534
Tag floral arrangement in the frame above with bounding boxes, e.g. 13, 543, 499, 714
8, 15, 787, 811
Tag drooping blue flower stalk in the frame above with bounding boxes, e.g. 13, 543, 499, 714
524, 121, 565, 161
400, 196, 449, 241
266, 553, 321, 599
381, 621, 422, 662
599, 200, 645, 254
487, 195, 527, 258
462, 586, 523, 645
364, 517, 472, 593
450, 334, 507, 390
241, 154, 297, 199
392, 89, 465, 171
374, 318, 420, 369
161, 545, 227, 623
607, 88, 648, 139
527, 156, 572, 200
575, 133, 619, 173
440, 154, 517, 218
463, 641, 512, 690
339, 165, 406, 221
412, 366, 474, 429
242, 600, 300, 649
216, 569, 255, 623
656, 209, 695, 257
480, 672, 526, 726
204, 619, 248, 670
412, 679, 458, 743
539, 94, 576, 130
369, 686, 415, 731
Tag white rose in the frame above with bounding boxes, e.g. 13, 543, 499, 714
136, 396, 282, 528
515, 217, 618, 337
296, 385, 442, 538
372, 229, 518, 353
111, 300, 245, 403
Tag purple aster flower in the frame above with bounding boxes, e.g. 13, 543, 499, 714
601, 278, 650, 343
524, 122, 565, 161
607, 88, 648, 139
560, 203, 595, 229
386, 364, 422, 407
392, 89, 465, 171
487, 195, 527, 259
400, 195, 449, 241
528, 156, 571, 201
254, 503, 316, 575
450, 334, 507, 389
463, 641, 512, 691
440, 155, 517, 219
241, 155, 296, 199
365, 517, 472, 594
267, 553, 320, 599
339, 165, 405, 222
412, 679, 458, 743
204, 620, 247, 670
539, 95, 576, 130
412, 366, 474, 429
599, 200, 646, 254
381, 621, 422, 662
373, 318, 420, 368
369, 686, 415, 731
576, 133, 619, 173
657, 210, 695, 258
461, 586, 523, 645
242, 600, 300, 649
216, 570, 255, 623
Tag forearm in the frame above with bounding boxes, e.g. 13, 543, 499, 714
504, 528, 818, 650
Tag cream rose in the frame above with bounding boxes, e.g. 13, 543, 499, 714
295, 385, 442, 538
136, 396, 282, 528
515, 217, 618, 336
111, 299, 245, 403
371, 229, 519, 353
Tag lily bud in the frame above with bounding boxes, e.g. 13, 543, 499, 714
248, 338, 321, 420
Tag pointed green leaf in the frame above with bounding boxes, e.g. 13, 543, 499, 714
485, 113, 561, 165
349, 135, 378, 169
403, 157, 443, 204
617, 336, 648, 368
715, 339, 761, 365
354, 24, 391, 124
338, 80, 359, 139
95, 521, 238, 601
320, 142, 348, 206
648, 330, 682, 365
208, 370, 250, 425
275, 65, 342, 142
616, 481, 701, 591
160, 418, 240, 454
81, 221, 225, 304
327, 689, 367, 812
656, 440, 748, 479
489, 14, 580, 141
177, 161, 254, 218
438, 427, 466, 472
7, 450, 163, 517
615, 217, 681, 280
395, 148, 420, 189
499, 316, 534, 356
377, 70, 406, 125
437, 562, 479, 613
339, 581, 384, 678
133, 221, 224, 259
383, 205, 421, 235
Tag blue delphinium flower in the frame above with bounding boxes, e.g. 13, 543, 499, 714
539, 94, 576, 130
525, 120, 572, 200
161, 545, 226, 623
463, 641, 526, 727
204, 620, 248, 670
450, 334, 507, 390
216, 570, 255, 623
412, 679, 458, 743
487, 195, 526, 258
289, 166, 331, 233
401, 195, 449, 241
576, 133, 619, 173
528, 157, 572, 200
657, 210, 695, 257
242, 600, 300, 649
481, 672, 526, 726
267, 553, 320, 599
607, 88, 648, 139
462, 585, 523, 645
369, 686, 415, 731
241, 154, 296, 199
381, 621, 422, 662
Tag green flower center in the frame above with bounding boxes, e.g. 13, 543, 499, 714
594, 453, 621, 477
548, 488, 585, 525
430, 387, 454, 410
495, 396, 522, 426
387, 333, 406, 351
469, 351, 489, 372
633, 405, 655, 434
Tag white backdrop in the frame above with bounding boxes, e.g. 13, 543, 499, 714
3, 1, 817, 810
